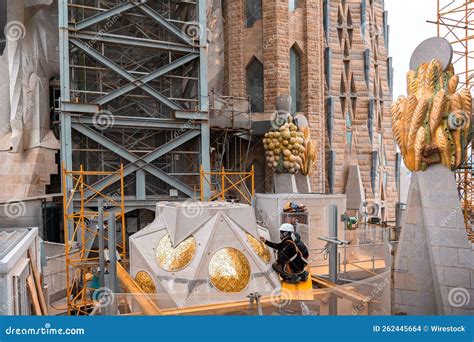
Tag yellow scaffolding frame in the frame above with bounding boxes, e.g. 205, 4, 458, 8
62, 164, 126, 315
200, 165, 255, 204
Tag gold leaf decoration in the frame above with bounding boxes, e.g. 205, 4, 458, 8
246, 233, 272, 263
156, 234, 196, 272
135, 271, 156, 294
209, 248, 251, 293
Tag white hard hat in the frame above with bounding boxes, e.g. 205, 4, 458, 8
279, 223, 294, 232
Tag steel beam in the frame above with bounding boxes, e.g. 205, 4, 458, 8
70, 38, 182, 111
70, 115, 199, 130
198, 0, 211, 199
73, 2, 137, 31
94, 53, 198, 106
82, 129, 200, 199
71, 31, 198, 53
138, 3, 194, 46
59, 0, 74, 239
72, 123, 196, 197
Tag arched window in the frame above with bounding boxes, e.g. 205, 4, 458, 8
289, 0, 299, 12
290, 47, 302, 113
245, 0, 262, 28
246, 58, 264, 113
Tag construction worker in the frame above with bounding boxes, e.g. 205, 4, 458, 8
260, 223, 309, 284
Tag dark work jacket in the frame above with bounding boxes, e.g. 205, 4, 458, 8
265, 232, 309, 274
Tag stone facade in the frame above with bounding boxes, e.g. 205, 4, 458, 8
394, 164, 474, 315
223, 0, 325, 193
222, 0, 396, 219
0, 148, 58, 201
324, 0, 397, 219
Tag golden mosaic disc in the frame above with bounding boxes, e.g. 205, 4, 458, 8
156, 234, 196, 272
246, 233, 272, 263
209, 248, 251, 293
134, 271, 156, 294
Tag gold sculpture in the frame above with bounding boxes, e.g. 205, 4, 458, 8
263, 115, 316, 175
135, 271, 156, 294
392, 59, 472, 171
156, 234, 196, 272
209, 247, 251, 293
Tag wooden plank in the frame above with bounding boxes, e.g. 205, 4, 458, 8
26, 275, 42, 316
281, 276, 314, 301
312, 275, 366, 303
161, 288, 334, 316
116, 262, 161, 315
28, 249, 48, 315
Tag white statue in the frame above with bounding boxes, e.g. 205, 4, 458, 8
0, 0, 59, 153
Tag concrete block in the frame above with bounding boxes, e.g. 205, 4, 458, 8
272, 173, 297, 194
444, 267, 471, 288
295, 173, 312, 194
458, 248, 473, 268
437, 247, 460, 267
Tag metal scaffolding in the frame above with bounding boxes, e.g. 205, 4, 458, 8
62, 164, 125, 315
435, 0, 474, 240
58, 0, 211, 229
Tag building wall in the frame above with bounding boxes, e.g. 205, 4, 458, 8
324, 0, 397, 219
223, 0, 325, 193
222, 0, 396, 219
